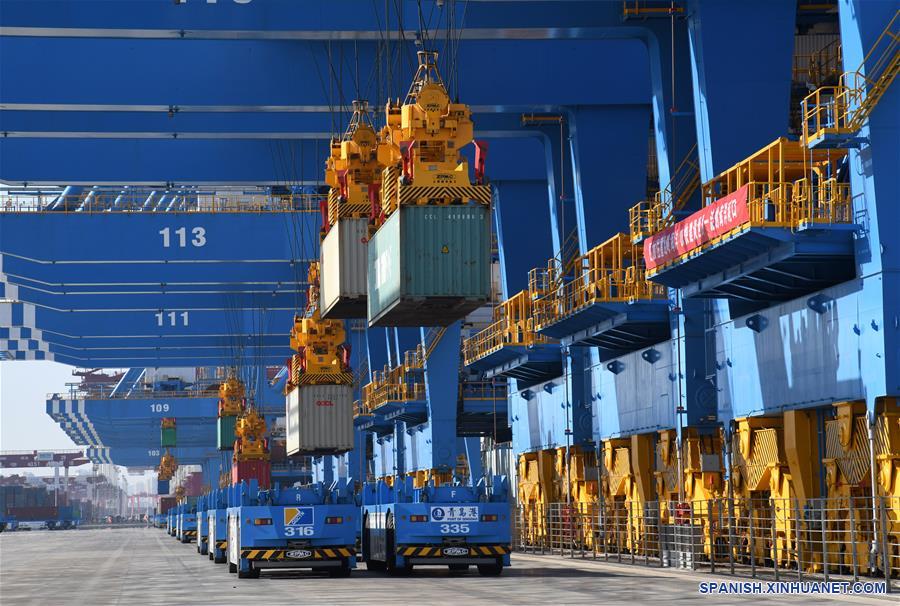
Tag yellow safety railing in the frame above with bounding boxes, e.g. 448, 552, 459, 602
793, 39, 842, 86
703, 137, 839, 202
462, 290, 554, 367
360, 332, 446, 413
629, 143, 701, 243
622, 1, 684, 18
738, 181, 850, 228
801, 10, 899, 146
459, 381, 508, 401
533, 233, 667, 332
1, 192, 324, 214
645, 177, 853, 275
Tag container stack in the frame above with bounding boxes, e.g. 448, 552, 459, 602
366, 51, 492, 327
231, 408, 272, 489
284, 263, 355, 456
216, 375, 245, 450
319, 100, 389, 319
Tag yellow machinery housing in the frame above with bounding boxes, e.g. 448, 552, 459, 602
517, 447, 599, 549
233, 407, 269, 462
286, 262, 353, 388
218, 375, 244, 417
158, 449, 177, 482
324, 99, 388, 229
376, 51, 491, 223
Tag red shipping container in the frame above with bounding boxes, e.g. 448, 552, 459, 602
232, 459, 271, 489
158, 496, 177, 514
7, 506, 58, 521
183, 472, 203, 497
269, 440, 287, 463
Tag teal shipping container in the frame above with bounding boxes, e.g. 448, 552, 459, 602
160, 426, 176, 448
216, 415, 237, 450
367, 205, 491, 326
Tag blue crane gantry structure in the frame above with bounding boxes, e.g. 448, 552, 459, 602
0, 1, 897, 577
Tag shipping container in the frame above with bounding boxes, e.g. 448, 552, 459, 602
269, 439, 287, 463
183, 472, 203, 497
321, 217, 369, 318
161, 426, 177, 447
157, 480, 170, 495
231, 460, 271, 489
7, 506, 57, 521
216, 415, 237, 450
367, 205, 491, 326
158, 496, 177, 514
285, 384, 354, 455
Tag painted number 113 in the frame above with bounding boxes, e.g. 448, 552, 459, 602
159, 226, 206, 248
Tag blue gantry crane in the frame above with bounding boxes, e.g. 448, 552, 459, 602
0, 0, 896, 587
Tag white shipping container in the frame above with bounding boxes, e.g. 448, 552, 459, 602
286, 384, 354, 455
321, 217, 369, 318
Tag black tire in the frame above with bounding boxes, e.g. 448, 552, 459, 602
385, 514, 412, 576
328, 561, 352, 578
477, 563, 503, 576
363, 514, 385, 572
228, 562, 237, 573
200, 545, 208, 556
237, 568, 258, 579
448, 563, 469, 573
214, 555, 227, 564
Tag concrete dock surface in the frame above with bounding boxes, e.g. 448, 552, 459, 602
0, 528, 893, 605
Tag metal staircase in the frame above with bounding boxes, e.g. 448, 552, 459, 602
802, 10, 899, 148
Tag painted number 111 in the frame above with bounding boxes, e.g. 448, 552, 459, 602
156, 311, 189, 327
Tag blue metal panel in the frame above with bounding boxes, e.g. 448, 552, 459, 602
421, 323, 462, 473
90, 446, 218, 467
837, 0, 900, 408
686, 0, 797, 181
591, 343, 678, 440
715, 278, 886, 421
508, 374, 590, 454
493, 180, 554, 297
569, 105, 651, 247
0, 212, 318, 262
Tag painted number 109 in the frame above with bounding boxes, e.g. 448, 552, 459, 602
159, 227, 206, 248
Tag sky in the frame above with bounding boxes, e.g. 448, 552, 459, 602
0, 360, 79, 451
0, 361, 159, 490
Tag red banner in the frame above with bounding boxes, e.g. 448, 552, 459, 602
643, 184, 750, 271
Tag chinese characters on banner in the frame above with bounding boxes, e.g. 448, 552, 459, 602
643, 184, 751, 270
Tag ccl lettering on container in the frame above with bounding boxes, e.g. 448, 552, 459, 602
644, 184, 750, 270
